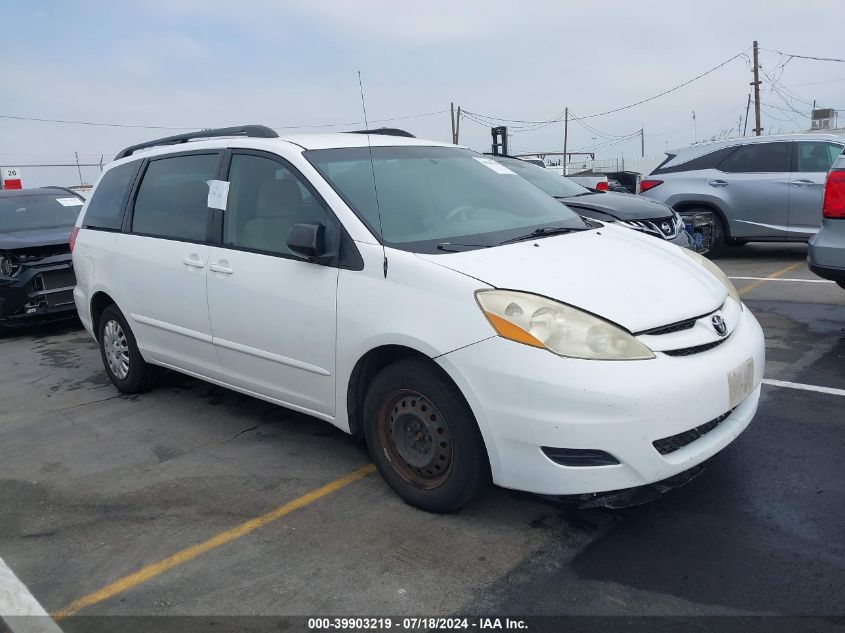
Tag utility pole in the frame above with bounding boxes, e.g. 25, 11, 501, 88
692, 111, 697, 143
74, 151, 83, 185
455, 106, 461, 144
640, 127, 644, 158
562, 107, 568, 175
450, 103, 456, 144
743, 93, 751, 136
751, 40, 763, 136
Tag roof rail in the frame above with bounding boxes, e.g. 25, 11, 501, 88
347, 128, 415, 138
114, 125, 279, 160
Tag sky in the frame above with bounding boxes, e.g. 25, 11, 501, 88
1, 0, 843, 187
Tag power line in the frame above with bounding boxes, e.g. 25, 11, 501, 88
0, 109, 449, 131
761, 49, 845, 63
463, 48, 750, 128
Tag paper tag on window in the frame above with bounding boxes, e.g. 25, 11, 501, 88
207, 180, 230, 210
56, 197, 84, 206
473, 157, 517, 175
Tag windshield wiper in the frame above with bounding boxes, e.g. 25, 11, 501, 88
436, 242, 491, 252
496, 226, 587, 246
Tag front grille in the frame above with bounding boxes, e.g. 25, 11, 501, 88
663, 337, 728, 356
639, 318, 697, 336
41, 268, 76, 290
653, 409, 734, 455
620, 215, 682, 240
45, 289, 75, 306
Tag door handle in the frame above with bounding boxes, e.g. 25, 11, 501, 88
791, 179, 815, 186
209, 263, 234, 275
708, 180, 729, 187
182, 256, 205, 268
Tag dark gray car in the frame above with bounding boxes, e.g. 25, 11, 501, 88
491, 155, 692, 249
808, 154, 845, 289
640, 133, 845, 256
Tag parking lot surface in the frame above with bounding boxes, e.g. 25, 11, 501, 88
1, 243, 843, 626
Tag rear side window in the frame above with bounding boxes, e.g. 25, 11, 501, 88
652, 146, 739, 175
131, 153, 218, 242
793, 141, 844, 173
717, 142, 790, 173
83, 161, 141, 230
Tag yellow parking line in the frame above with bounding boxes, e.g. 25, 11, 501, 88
738, 261, 803, 296
53, 463, 376, 620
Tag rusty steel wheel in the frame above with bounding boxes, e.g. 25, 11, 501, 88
377, 389, 453, 489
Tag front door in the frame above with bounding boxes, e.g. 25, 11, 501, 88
788, 140, 845, 238
206, 151, 338, 417
115, 151, 222, 378
714, 141, 792, 239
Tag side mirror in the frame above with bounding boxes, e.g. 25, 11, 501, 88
287, 222, 326, 259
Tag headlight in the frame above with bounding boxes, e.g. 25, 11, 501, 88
475, 290, 654, 360
681, 248, 742, 307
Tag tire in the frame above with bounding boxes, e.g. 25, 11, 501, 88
98, 304, 155, 394
363, 357, 488, 512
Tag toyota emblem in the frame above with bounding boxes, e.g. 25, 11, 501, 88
661, 221, 672, 234
711, 315, 728, 336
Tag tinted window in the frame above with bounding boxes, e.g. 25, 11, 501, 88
307, 146, 586, 254
0, 194, 83, 231
132, 154, 218, 241
83, 161, 140, 230
794, 141, 844, 173
718, 142, 790, 173
652, 146, 739, 175
224, 154, 329, 256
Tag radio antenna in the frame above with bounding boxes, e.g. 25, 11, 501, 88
358, 71, 388, 279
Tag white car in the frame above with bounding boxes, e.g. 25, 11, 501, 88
71, 126, 765, 512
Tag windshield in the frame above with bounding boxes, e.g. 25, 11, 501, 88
305, 146, 587, 253
492, 157, 592, 198
0, 194, 83, 232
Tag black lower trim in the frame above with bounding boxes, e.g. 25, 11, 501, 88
809, 263, 845, 285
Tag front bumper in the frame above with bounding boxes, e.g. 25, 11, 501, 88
436, 305, 765, 495
0, 255, 78, 325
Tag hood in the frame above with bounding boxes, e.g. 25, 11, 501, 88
0, 226, 73, 251
417, 225, 726, 333
561, 191, 673, 221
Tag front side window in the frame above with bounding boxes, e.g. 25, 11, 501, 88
718, 142, 790, 173
0, 194, 83, 232
794, 141, 844, 173
84, 160, 141, 230
306, 146, 586, 253
132, 153, 219, 241
224, 154, 329, 256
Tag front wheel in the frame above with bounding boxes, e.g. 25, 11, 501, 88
363, 358, 488, 512
98, 304, 155, 393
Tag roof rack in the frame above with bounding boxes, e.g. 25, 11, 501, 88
114, 125, 279, 160
347, 128, 415, 138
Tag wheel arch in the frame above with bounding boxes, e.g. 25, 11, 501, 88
672, 201, 732, 238
89, 291, 118, 341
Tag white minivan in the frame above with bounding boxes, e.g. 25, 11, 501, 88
71, 126, 765, 512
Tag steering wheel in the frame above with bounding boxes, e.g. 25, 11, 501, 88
443, 205, 477, 223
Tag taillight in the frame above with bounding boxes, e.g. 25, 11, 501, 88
639, 179, 664, 194
823, 170, 845, 219
69, 226, 80, 252
595, 181, 608, 191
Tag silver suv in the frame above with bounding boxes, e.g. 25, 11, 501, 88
640, 133, 845, 256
